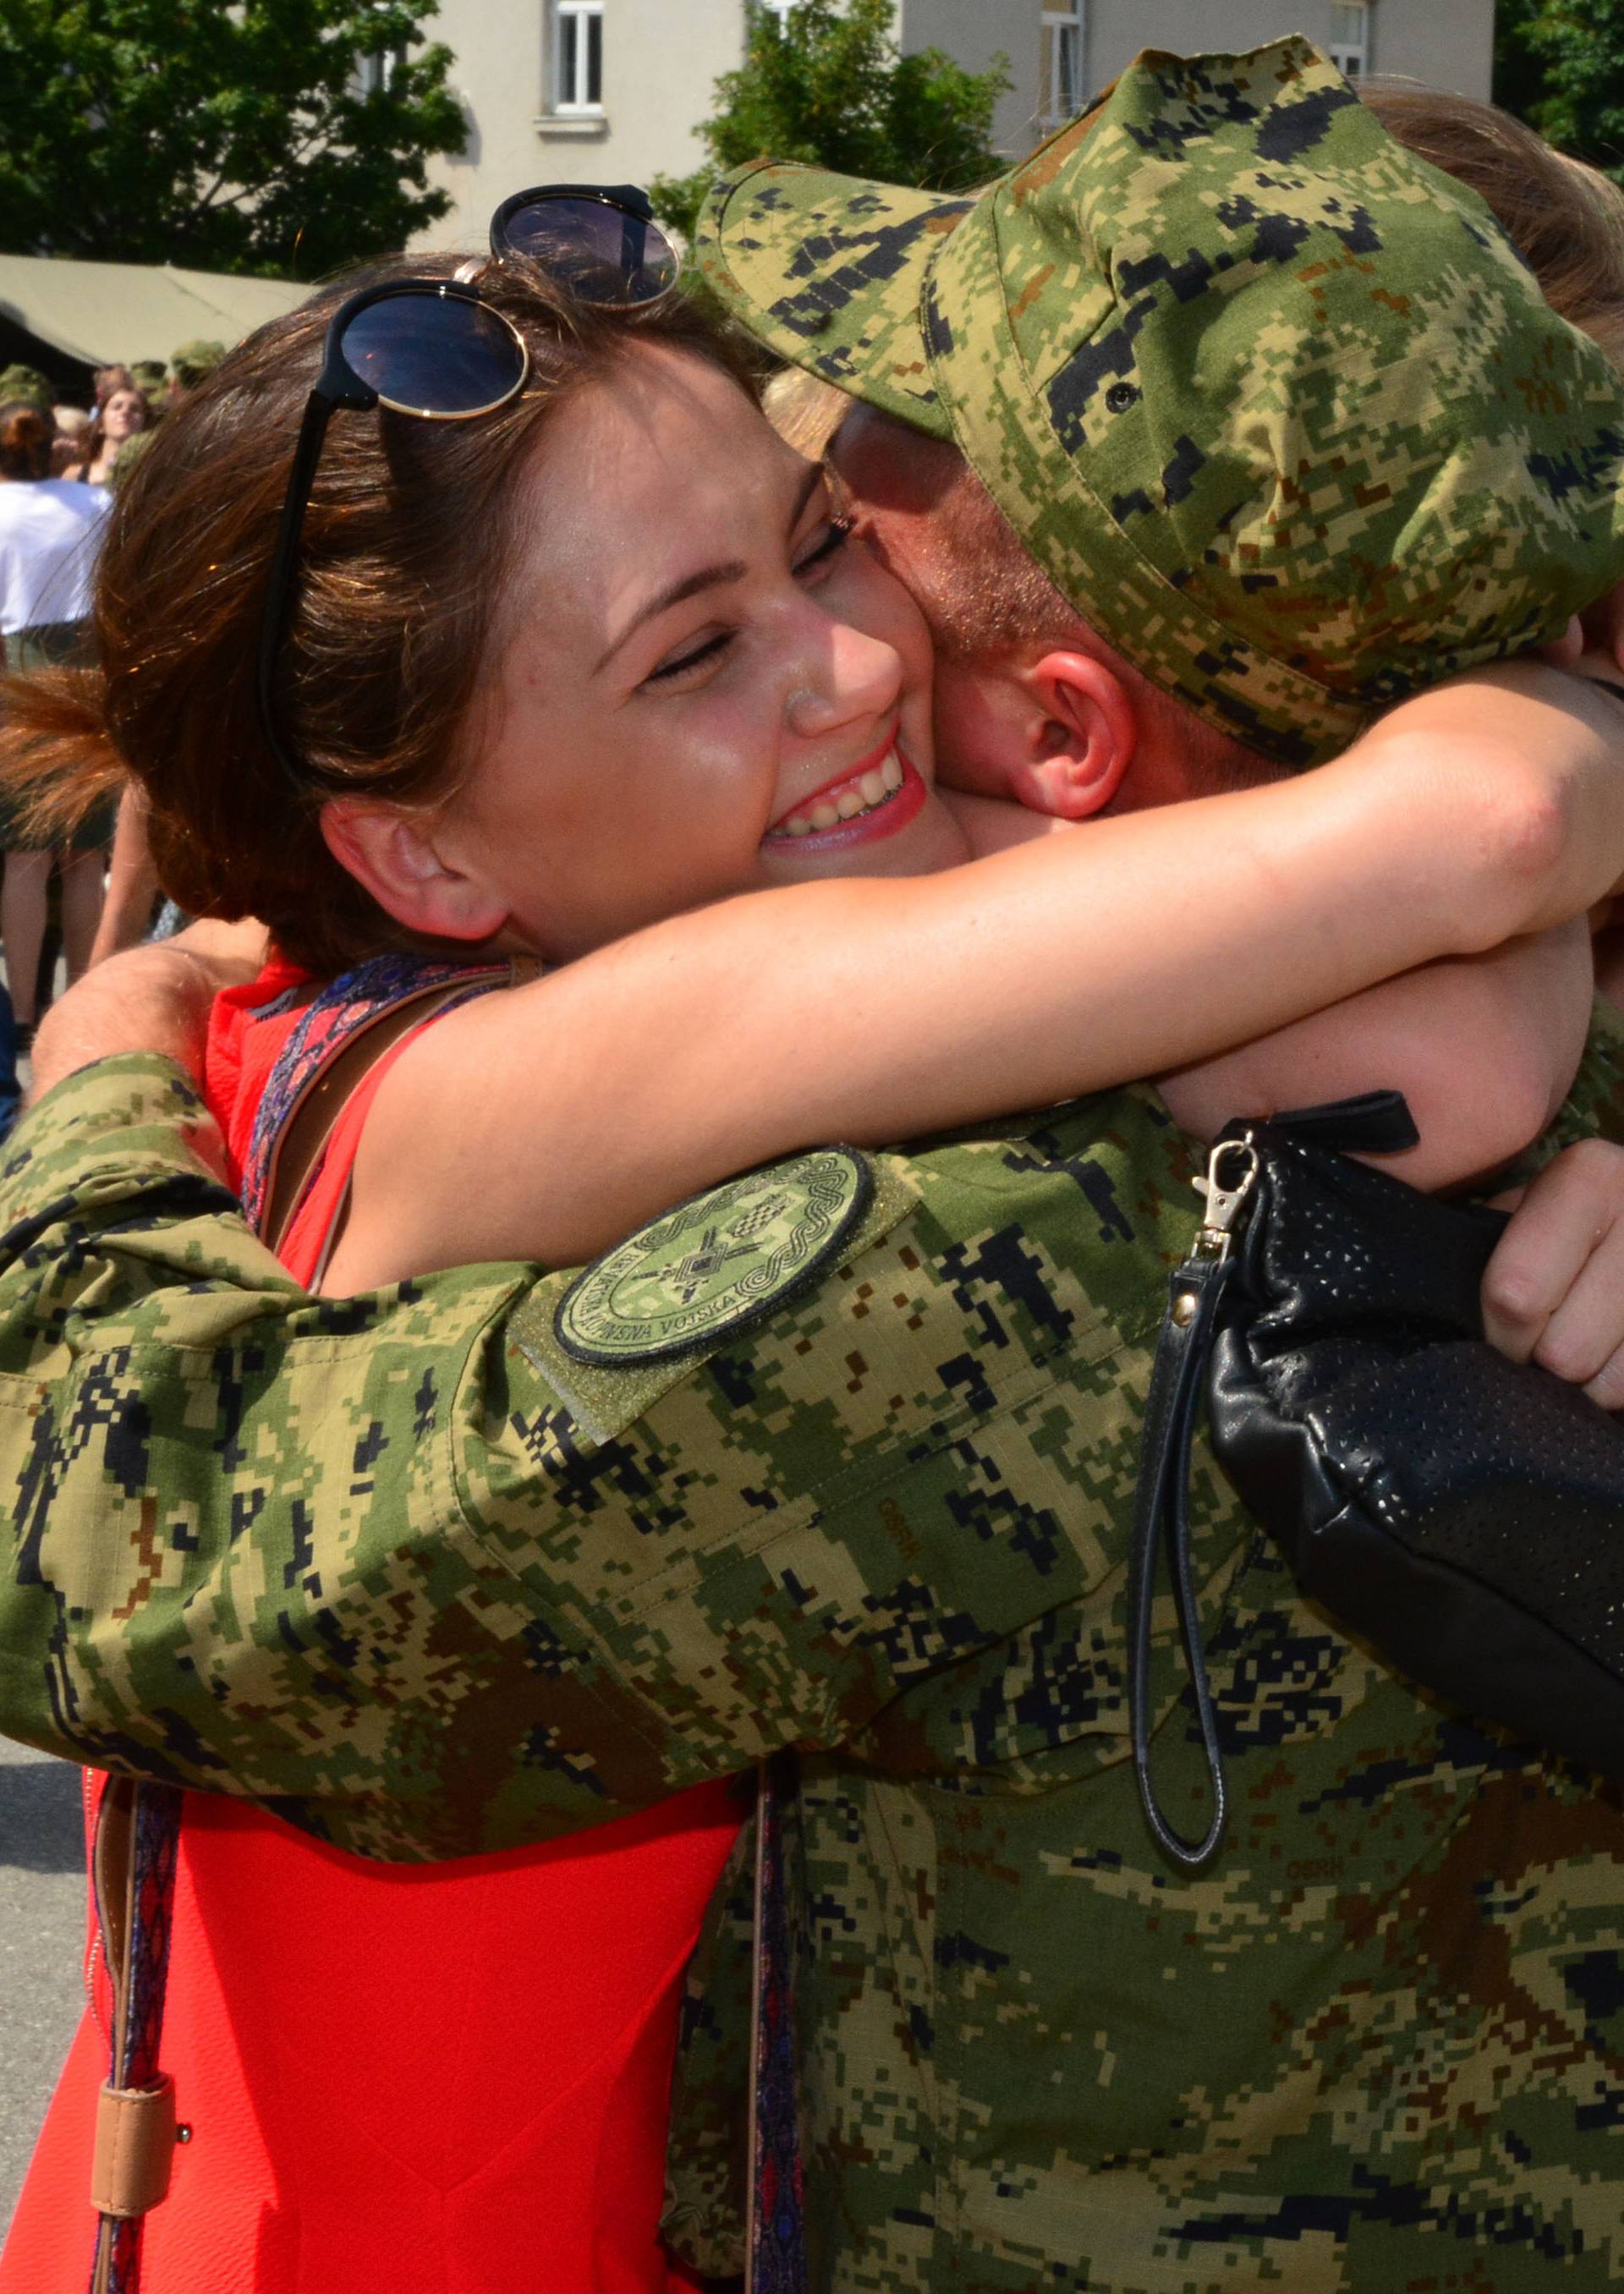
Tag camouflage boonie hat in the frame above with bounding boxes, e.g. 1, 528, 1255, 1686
169, 338, 227, 389
0, 363, 52, 414
699, 38, 1624, 768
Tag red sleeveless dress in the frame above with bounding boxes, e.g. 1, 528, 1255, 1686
2, 959, 743, 2294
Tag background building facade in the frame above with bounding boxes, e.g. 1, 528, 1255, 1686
418, 0, 1498, 250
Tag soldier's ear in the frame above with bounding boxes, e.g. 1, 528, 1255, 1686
320, 799, 509, 942
996, 650, 1137, 820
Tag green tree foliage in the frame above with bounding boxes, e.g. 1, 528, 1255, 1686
1490, 0, 1547, 126
0, 1, 467, 279
650, 0, 1010, 242
1493, 0, 1624, 174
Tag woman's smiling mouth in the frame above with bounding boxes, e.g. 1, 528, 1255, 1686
764, 743, 925, 849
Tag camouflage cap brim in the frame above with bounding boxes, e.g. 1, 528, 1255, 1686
699, 160, 973, 442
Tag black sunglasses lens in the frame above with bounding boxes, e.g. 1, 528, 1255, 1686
501, 195, 679, 305
339, 293, 526, 416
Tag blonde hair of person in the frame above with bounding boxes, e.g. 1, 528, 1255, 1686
761, 363, 848, 459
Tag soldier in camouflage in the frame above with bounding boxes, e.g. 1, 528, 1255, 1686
4, 39, 1624, 2294
697, 36, 1624, 770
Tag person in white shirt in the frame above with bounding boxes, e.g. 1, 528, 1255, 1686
0, 398, 113, 1051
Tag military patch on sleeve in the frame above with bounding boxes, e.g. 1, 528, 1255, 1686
554, 1146, 873, 1367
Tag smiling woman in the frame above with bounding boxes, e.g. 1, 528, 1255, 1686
318, 343, 963, 969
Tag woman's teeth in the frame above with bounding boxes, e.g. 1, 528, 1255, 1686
776, 749, 905, 838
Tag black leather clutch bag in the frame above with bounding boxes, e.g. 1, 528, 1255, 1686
1130, 1091, 1624, 1869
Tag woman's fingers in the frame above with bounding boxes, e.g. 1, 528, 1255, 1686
1582, 1336, 1624, 1413
1481, 1155, 1594, 1363
1530, 1206, 1624, 1397
1481, 1138, 1624, 1380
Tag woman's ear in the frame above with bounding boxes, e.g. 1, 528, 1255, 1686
1005, 650, 1138, 820
320, 799, 509, 942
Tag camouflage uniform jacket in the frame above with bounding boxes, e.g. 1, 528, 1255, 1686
2, 1046, 1623, 2291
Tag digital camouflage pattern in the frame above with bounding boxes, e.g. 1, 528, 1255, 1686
2, 1048, 1624, 2287
699, 37, 1624, 770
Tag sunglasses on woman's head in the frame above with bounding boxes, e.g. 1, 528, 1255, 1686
257, 184, 681, 791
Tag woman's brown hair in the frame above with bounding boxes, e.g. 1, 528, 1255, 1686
2, 255, 759, 973
1364, 83, 1624, 370
0, 402, 52, 483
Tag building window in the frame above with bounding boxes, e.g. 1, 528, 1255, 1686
354, 3, 406, 99
1040, 8, 1084, 132
355, 46, 405, 96
553, 0, 604, 112
1328, 2, 1371, 79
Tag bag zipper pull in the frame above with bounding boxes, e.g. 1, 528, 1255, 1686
1191, 1136, 1259, 1263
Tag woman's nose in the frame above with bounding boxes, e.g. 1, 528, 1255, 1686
783, 618, 903, 744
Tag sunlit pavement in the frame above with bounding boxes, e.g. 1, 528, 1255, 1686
0, 1734, 85, 2236
0, 945, 84, 2238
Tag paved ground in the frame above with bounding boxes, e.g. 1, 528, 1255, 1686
0, 1734, 86, 2238
0, 1007, 91, 2243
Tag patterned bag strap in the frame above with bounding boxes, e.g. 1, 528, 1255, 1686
243, 952, 532, 1254
746, 1753, 806, 2294
87, 1775, 184, 2294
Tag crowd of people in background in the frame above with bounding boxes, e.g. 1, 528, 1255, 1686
0, 344, 221, 1130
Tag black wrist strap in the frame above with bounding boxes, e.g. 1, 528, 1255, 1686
1128, 1256, 1232, 1869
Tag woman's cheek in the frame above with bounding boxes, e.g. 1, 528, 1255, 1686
683, 700, 785, 844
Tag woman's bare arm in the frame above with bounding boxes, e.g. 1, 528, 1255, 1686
329, 664, 1624, 1286
1158, 657, 1624, 1188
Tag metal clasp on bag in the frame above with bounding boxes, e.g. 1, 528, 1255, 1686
1191, 1137, 1259, 1262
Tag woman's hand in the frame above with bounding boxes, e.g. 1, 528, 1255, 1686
1484, 1139, 1624, 1408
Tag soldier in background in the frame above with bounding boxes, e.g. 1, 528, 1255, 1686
162, 337, 226, 417
0, 366, 52, 414
129, 359, 168, 413
7, 43, 1624, 2294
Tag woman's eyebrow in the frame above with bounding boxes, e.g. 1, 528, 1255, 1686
596, 560, 748, 672
594, 465, 829, 674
